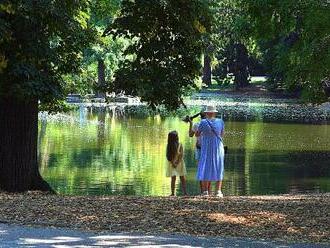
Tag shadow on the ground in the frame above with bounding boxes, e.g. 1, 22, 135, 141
0, 223, 328, 248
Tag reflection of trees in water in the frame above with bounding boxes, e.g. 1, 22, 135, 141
286, 151, 330, 177
38, 119, 48, 169
244, 122, 265, 195
39, 113, 330, 196
79, 105, 87, 126
224, 148, 330, 195
224, 121, 330, 195
223, 121, 249, 195
97, 107, 106, 147
39, 112, 182, 195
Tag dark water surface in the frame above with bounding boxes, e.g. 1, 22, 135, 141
39, 108, 330, 196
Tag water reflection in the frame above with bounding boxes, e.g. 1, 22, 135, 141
39, 107, 330, 196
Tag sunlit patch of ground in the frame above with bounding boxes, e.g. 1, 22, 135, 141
207, 211, 286, 227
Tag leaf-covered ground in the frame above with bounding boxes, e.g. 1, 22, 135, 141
0, 193, 329, 244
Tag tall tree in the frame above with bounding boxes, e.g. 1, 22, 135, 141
105, 0, 213, 109
211, 0, 253, 89
64, 0, 125, 97
88, 0, 122, 98
202, 45, 213, 86
244, 0, 330, 102
0, 1, 94, 192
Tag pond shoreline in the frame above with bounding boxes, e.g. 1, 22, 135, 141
1, 192, 329, 244
187, 89, 330, 124
60, 90, 330, 124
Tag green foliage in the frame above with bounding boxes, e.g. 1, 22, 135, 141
211, 0, 252, 49
220, 74, 234, 87
62, 0, 125, 96
90, 0, 122, 27
244, 0, 330, 102
65, 36, 128, 95
210, 0, 257, 88
0, 0, 94, 108
1, 0, 327, 107
63, 64, 97, 95
107, 0, 213, 110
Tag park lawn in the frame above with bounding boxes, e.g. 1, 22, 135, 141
0, 192, 329, 244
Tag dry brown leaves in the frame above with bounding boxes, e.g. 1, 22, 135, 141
0, 192, 329, 244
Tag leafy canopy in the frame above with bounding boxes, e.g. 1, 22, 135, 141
64, 0, 125, 95
106, 0, 213, 109
0, 0, 94, 109
243, 0, 330, 102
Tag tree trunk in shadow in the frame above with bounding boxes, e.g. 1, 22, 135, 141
97, 58, 106, 98
231, 43, 250, 90
202, 54, 212, 86
0, 97, 54, 193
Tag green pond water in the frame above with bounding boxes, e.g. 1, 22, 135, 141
39, 107, 330, 196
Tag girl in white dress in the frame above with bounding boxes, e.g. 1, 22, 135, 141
166, 131, 187, 196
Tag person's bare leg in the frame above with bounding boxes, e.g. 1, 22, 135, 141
202, 181, 209, 195
207, 181, 211, 194
197, 160, 203, 193
215, 181, 223, 197
215, 180, 222, 191
171, 176, 176, 196
180, 176, 187, 195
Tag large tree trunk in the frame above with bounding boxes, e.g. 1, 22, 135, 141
0, 97, 54, 193
202, 54, 212, 86
97, 58, 106, 98
231, 43, 250, 90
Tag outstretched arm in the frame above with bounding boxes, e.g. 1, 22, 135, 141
220, 121, 225, 138
220, 129, 224, 138
188, 119, 195, 137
